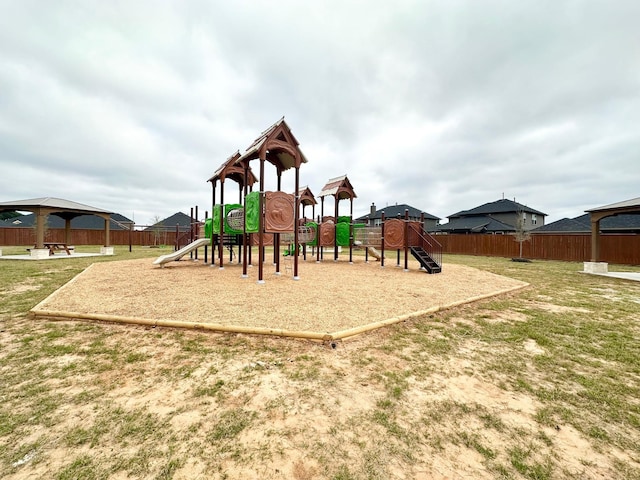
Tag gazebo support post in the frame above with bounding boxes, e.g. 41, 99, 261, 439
64, 219, 72, 246
584, 214, 608, 274
100, 215, 113, 255
30, 210, 50, 258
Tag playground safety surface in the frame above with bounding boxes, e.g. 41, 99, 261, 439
32, 256, 529, 340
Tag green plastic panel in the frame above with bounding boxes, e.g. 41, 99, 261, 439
204, 218, 213, 239
245, 191, 260, 233
305, 222, 318, 246
337, 216, 351, 224
224, 203, 243, 234
336, 222, 351, 247
212, 205, 222, 234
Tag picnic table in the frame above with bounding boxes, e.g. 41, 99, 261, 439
41, 243, 72, 256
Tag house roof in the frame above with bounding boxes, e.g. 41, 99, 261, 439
0, 212, 133, 230
145, 212, 193, 230
533, 213, 640, 233
531, 217, 590, 233
356, 204, 440, 222
448, 198, 546, 219
436, 216, 516, 233
0, 197, 112, 216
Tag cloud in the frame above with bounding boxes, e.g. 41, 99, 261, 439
0, 0, 638, 224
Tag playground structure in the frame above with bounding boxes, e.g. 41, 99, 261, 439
155, 118, 443, 281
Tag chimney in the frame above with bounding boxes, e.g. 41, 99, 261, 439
370, 203, 376, 215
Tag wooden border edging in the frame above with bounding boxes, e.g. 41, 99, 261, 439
330, 282, 530, 340
31, 282, 529, 341
29, 309, 332, 341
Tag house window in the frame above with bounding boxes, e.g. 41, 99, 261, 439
532, 214, 537, 225
522, 212, 526, 224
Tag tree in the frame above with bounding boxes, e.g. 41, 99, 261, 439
0, 211, 22, 221
149, 215, 164, 246
513, 204, 531, 259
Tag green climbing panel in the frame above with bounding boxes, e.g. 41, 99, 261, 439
204, 217, 213, 239
336, 222, 351, 247
212, 205, 222, 234
245, 191, 260, 233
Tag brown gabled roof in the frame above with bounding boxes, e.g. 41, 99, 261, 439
235, 117, 308, 171
318, 175, 357, 200
207, 151, 257, 187
298, 186, 317, 206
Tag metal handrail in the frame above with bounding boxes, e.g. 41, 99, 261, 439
408, 223, 443, 268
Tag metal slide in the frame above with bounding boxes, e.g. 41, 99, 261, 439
152, 238, 211, 266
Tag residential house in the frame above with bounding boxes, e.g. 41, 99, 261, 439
437, 199, 546, 234
355, 203, 440, 230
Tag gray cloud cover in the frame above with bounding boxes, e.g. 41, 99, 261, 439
1, 0, 638, 224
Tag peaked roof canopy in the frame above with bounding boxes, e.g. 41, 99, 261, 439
586, 196, 640, 215
235, 117, 308, 171
298, 186, 317, 206
0, 197, 113, 249
0, 197, 112, 219
208, 151, 258, 187
318, 175, 357, 200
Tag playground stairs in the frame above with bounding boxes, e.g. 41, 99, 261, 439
410, 247, 442, 274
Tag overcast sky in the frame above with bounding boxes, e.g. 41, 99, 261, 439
1, 1, 638, 225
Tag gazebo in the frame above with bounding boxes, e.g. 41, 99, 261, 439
0, 197, 113, 258
584, 196, 640, 273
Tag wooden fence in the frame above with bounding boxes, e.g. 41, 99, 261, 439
1, 227, 638, 265
436, 233, 640, 265
0, 227, 185, 248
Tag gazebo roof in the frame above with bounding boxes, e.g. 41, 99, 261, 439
318, 175, 357, 200
0, 197, 112, 218
586, 196, 640, 215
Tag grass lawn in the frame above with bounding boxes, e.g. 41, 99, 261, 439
1, 246, 639, 479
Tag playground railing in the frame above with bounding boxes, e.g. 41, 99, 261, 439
407, 223, 443, 268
